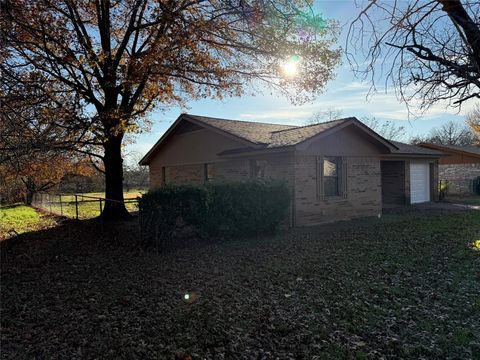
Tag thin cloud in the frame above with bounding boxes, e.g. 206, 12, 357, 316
238, 109, 313, 124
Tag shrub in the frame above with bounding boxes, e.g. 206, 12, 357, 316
139, 185, 208, 247
139, 179, 290, 248
204, 180, 291, 237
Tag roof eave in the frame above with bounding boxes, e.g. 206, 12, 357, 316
381, 153, 444, 159
218, 145, 295, 157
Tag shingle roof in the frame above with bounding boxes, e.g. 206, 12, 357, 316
187, 114, 350, 148
195, 116, 443, 157
140, 113, 444, 164
268, 119, 351, 147
390, 141, 445, 156
418, 142, 480, 157
185, 114, 297, 145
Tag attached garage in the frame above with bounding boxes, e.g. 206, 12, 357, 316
409, 161, 431, 204
381, 142, 444, 208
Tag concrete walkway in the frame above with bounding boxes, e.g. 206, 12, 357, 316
383, 201, 480, 214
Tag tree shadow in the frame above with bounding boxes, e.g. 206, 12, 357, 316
1, 216, 141, 269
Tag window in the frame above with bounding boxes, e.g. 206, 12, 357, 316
251, 160, 267, 178
323, 157, 341, 197
204, 163, 214, 182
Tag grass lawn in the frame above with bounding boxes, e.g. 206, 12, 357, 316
0, 205, 57, 240
445, 194, 480, 206
1, 210, 480, 359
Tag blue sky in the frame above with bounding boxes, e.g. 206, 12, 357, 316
126, 1, 477, 161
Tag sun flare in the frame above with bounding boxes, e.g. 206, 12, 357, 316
281, 55, 301, 78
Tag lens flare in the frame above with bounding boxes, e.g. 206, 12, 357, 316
282, 62, 298, 77
281, 55, 301, 78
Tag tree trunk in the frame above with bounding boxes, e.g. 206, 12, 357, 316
24, 178, 35, 205
25, 189, 34, 205
102, 133, 130, 221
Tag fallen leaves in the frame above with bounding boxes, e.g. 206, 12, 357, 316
1, 211, 480, 359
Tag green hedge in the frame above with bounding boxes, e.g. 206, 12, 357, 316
139, 179, 290, 248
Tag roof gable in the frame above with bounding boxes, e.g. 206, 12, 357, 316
139, 114, 259, 165
294, 119, 398, 152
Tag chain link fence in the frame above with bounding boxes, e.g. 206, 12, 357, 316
32, 193, 140, 219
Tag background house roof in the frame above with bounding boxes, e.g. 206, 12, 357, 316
418, 142, 480, 157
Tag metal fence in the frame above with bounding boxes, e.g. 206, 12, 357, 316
32, 193, 140, 220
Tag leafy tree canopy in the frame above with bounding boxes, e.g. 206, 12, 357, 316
1, 0, 341, 219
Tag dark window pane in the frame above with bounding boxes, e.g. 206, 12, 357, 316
322, 156, 341, 197
324, 177, 339, 196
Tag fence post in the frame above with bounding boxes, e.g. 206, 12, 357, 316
75, 195, 79, 220
99, 198, 102, 216
48, 194, 52, 213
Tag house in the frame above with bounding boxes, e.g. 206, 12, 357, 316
140, 114, 444, 226
418, 143, 480, 194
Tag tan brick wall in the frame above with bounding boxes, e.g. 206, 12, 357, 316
294, 155, 382, 226
431, 160, 439, 201
150, 164, 204, 188
440, 163, 480, 194
166, 164, 204, 185
149, 168, 163, 189
404, 160, 411, 204
215, 159, 251, 181
151, 152, 296, 188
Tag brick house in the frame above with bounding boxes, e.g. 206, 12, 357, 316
140, 114, 443, 226
418, 143, 480, 194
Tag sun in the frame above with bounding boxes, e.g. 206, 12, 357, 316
281, 55, 301, 78
282, 61, 298, 77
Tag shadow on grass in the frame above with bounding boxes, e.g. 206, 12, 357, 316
1, 216, 142, 268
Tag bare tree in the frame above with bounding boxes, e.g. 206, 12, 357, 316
466, 104, 480, 144
347, 0, 480, 112
360, 117, 406, 141
411, 120, 476, 145
123, 151, 149, 191
307, 106, 344, 124
2, 0, 341, 220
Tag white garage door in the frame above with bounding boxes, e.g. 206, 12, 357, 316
410, 162, 430, 204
